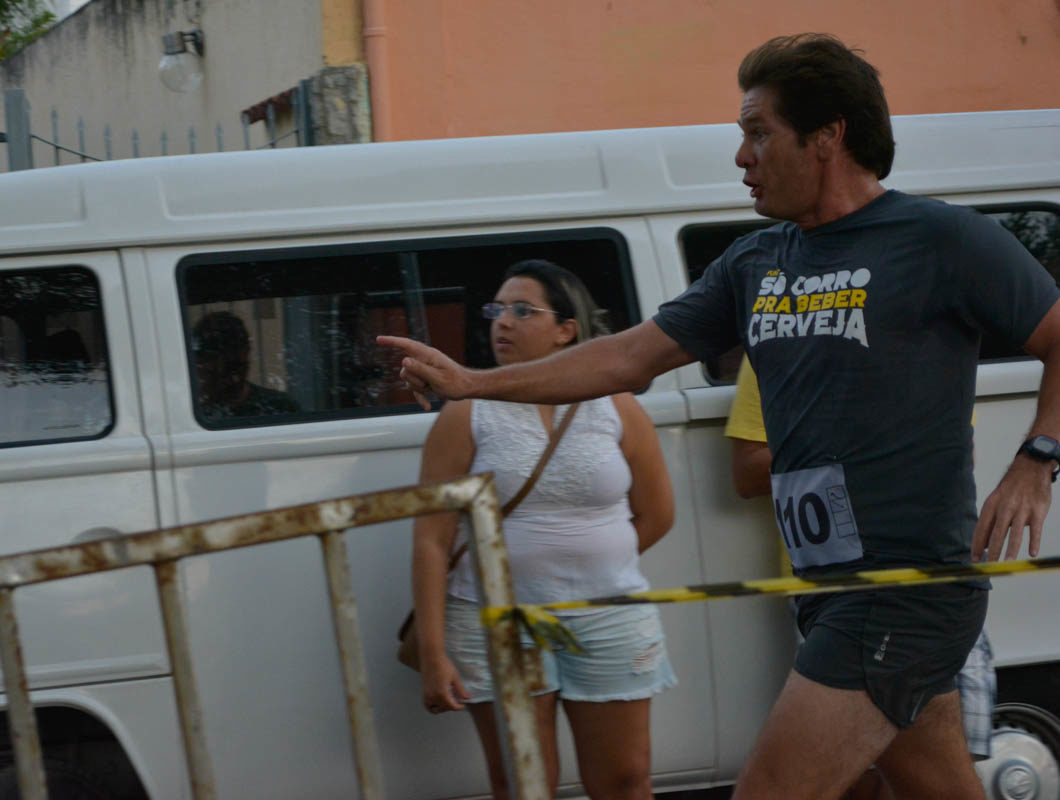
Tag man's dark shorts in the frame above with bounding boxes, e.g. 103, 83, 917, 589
794, 583, 988, 728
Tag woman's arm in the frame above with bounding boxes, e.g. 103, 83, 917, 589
613, 393, 675, 553
412, 399, 474, 711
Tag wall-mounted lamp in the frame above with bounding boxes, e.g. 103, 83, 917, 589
159, 30, 205, 93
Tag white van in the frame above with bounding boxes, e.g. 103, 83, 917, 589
0, 109, 1058, 800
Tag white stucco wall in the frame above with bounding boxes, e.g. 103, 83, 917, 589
0, 0, 325, 168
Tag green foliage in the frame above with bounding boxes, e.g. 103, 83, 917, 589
0, 0, 56, 60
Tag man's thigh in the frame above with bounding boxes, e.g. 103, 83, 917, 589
874, 689, 987, 800
732, 670, 896, 800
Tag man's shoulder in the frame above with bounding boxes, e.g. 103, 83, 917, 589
877, 190, 976, 225
841, 191, 976, 248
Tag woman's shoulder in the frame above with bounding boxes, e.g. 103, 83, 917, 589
605, 392, 655, 441
420, 399, 474, 477
558, 394, 624, 442
432, 398, 473, 430
606, 392, 643, 420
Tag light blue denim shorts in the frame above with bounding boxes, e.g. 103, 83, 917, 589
445, 597, 677, 703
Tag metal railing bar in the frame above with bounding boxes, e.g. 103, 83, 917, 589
265, 103, 277, 148
0, 588, 48, 800
0, 472, 549, 799
255, 128, 300, 149
50, 108, 59, 166
466, 482, 550, 800
0, 474, 488, 591
154, 561, 217, 800
319, 530, 385, 800
28, 134, 101, 161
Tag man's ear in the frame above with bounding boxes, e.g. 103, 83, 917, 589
815, 118, 846, 160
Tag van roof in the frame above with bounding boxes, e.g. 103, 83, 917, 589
1, 109, 1057, 254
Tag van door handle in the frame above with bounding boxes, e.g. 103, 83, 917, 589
72, 527, 124, 543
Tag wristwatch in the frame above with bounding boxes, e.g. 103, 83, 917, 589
1017, 434, 1060, 482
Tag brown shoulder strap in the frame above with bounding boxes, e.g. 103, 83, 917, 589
501, 402, 580, 516
445, 402, 581, 571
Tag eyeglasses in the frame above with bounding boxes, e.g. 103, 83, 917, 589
481, 301, 559, 321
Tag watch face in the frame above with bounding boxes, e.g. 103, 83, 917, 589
1027, 435, 1060, 460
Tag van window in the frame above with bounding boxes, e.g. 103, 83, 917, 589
680, 220, 771, 384
679, 204, 1060, 382
0, 267, 113, 447
178, 229, 637, 427
976, 205, 1060, 360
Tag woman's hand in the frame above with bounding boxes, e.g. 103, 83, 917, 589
412, 400, 476, 715
421, 653, 472, 714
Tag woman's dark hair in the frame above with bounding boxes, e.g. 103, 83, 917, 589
738, 33, 895, 180
500, 259, 610, 344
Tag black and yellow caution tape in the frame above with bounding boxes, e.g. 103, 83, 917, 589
484, 605, 586, 654
480, 555, 1060, 650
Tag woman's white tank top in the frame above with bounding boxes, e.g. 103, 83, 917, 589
447, 396, 649, 610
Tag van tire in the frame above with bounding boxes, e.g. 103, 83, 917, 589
0, 758, 109, 800
977, 702, 1060, 800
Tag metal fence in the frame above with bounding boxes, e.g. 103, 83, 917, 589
2, 81, 313, 171
0, 473, 548, 800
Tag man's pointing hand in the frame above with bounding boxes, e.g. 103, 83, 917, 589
377, 335, 474, 410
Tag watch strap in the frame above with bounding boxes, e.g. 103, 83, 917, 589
1018, 436, 1060, 483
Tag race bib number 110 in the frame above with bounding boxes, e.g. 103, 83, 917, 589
770, 464, 863, 569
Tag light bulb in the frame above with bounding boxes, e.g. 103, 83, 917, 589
159, 51, 204, 93
159, 31, 205, 93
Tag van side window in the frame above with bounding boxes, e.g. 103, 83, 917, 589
978, 206, 1060, 360
679, 204, 1060, 381
179, 229, 637, 427
0, 267, 113, 447
680, 221, 772, 384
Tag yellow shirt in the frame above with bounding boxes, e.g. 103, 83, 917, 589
724, 357, 791, 577
724, 357, 767, 444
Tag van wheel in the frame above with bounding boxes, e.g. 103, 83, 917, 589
0, 757, 109, 800
977, 702, 1060, 800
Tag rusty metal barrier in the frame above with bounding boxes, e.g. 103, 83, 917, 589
0, 472, 549, 800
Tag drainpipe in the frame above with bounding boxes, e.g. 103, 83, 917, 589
362, 0, 390, 141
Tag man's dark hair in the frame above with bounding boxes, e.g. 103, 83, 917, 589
192, 310, 250, 361
738, 33, 895, 179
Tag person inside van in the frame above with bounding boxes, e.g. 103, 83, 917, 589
191, 310, 300, 420
40, 328, 91, 374
381, 33, 1060, 800
411, 259, 676, 800
724, 355, 997, 800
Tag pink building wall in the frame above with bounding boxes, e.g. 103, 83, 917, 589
368, 0, 1060, 141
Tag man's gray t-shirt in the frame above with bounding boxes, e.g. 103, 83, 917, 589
655, 190, 1059, 575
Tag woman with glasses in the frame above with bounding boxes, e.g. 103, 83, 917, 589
412, 259, 676, 800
